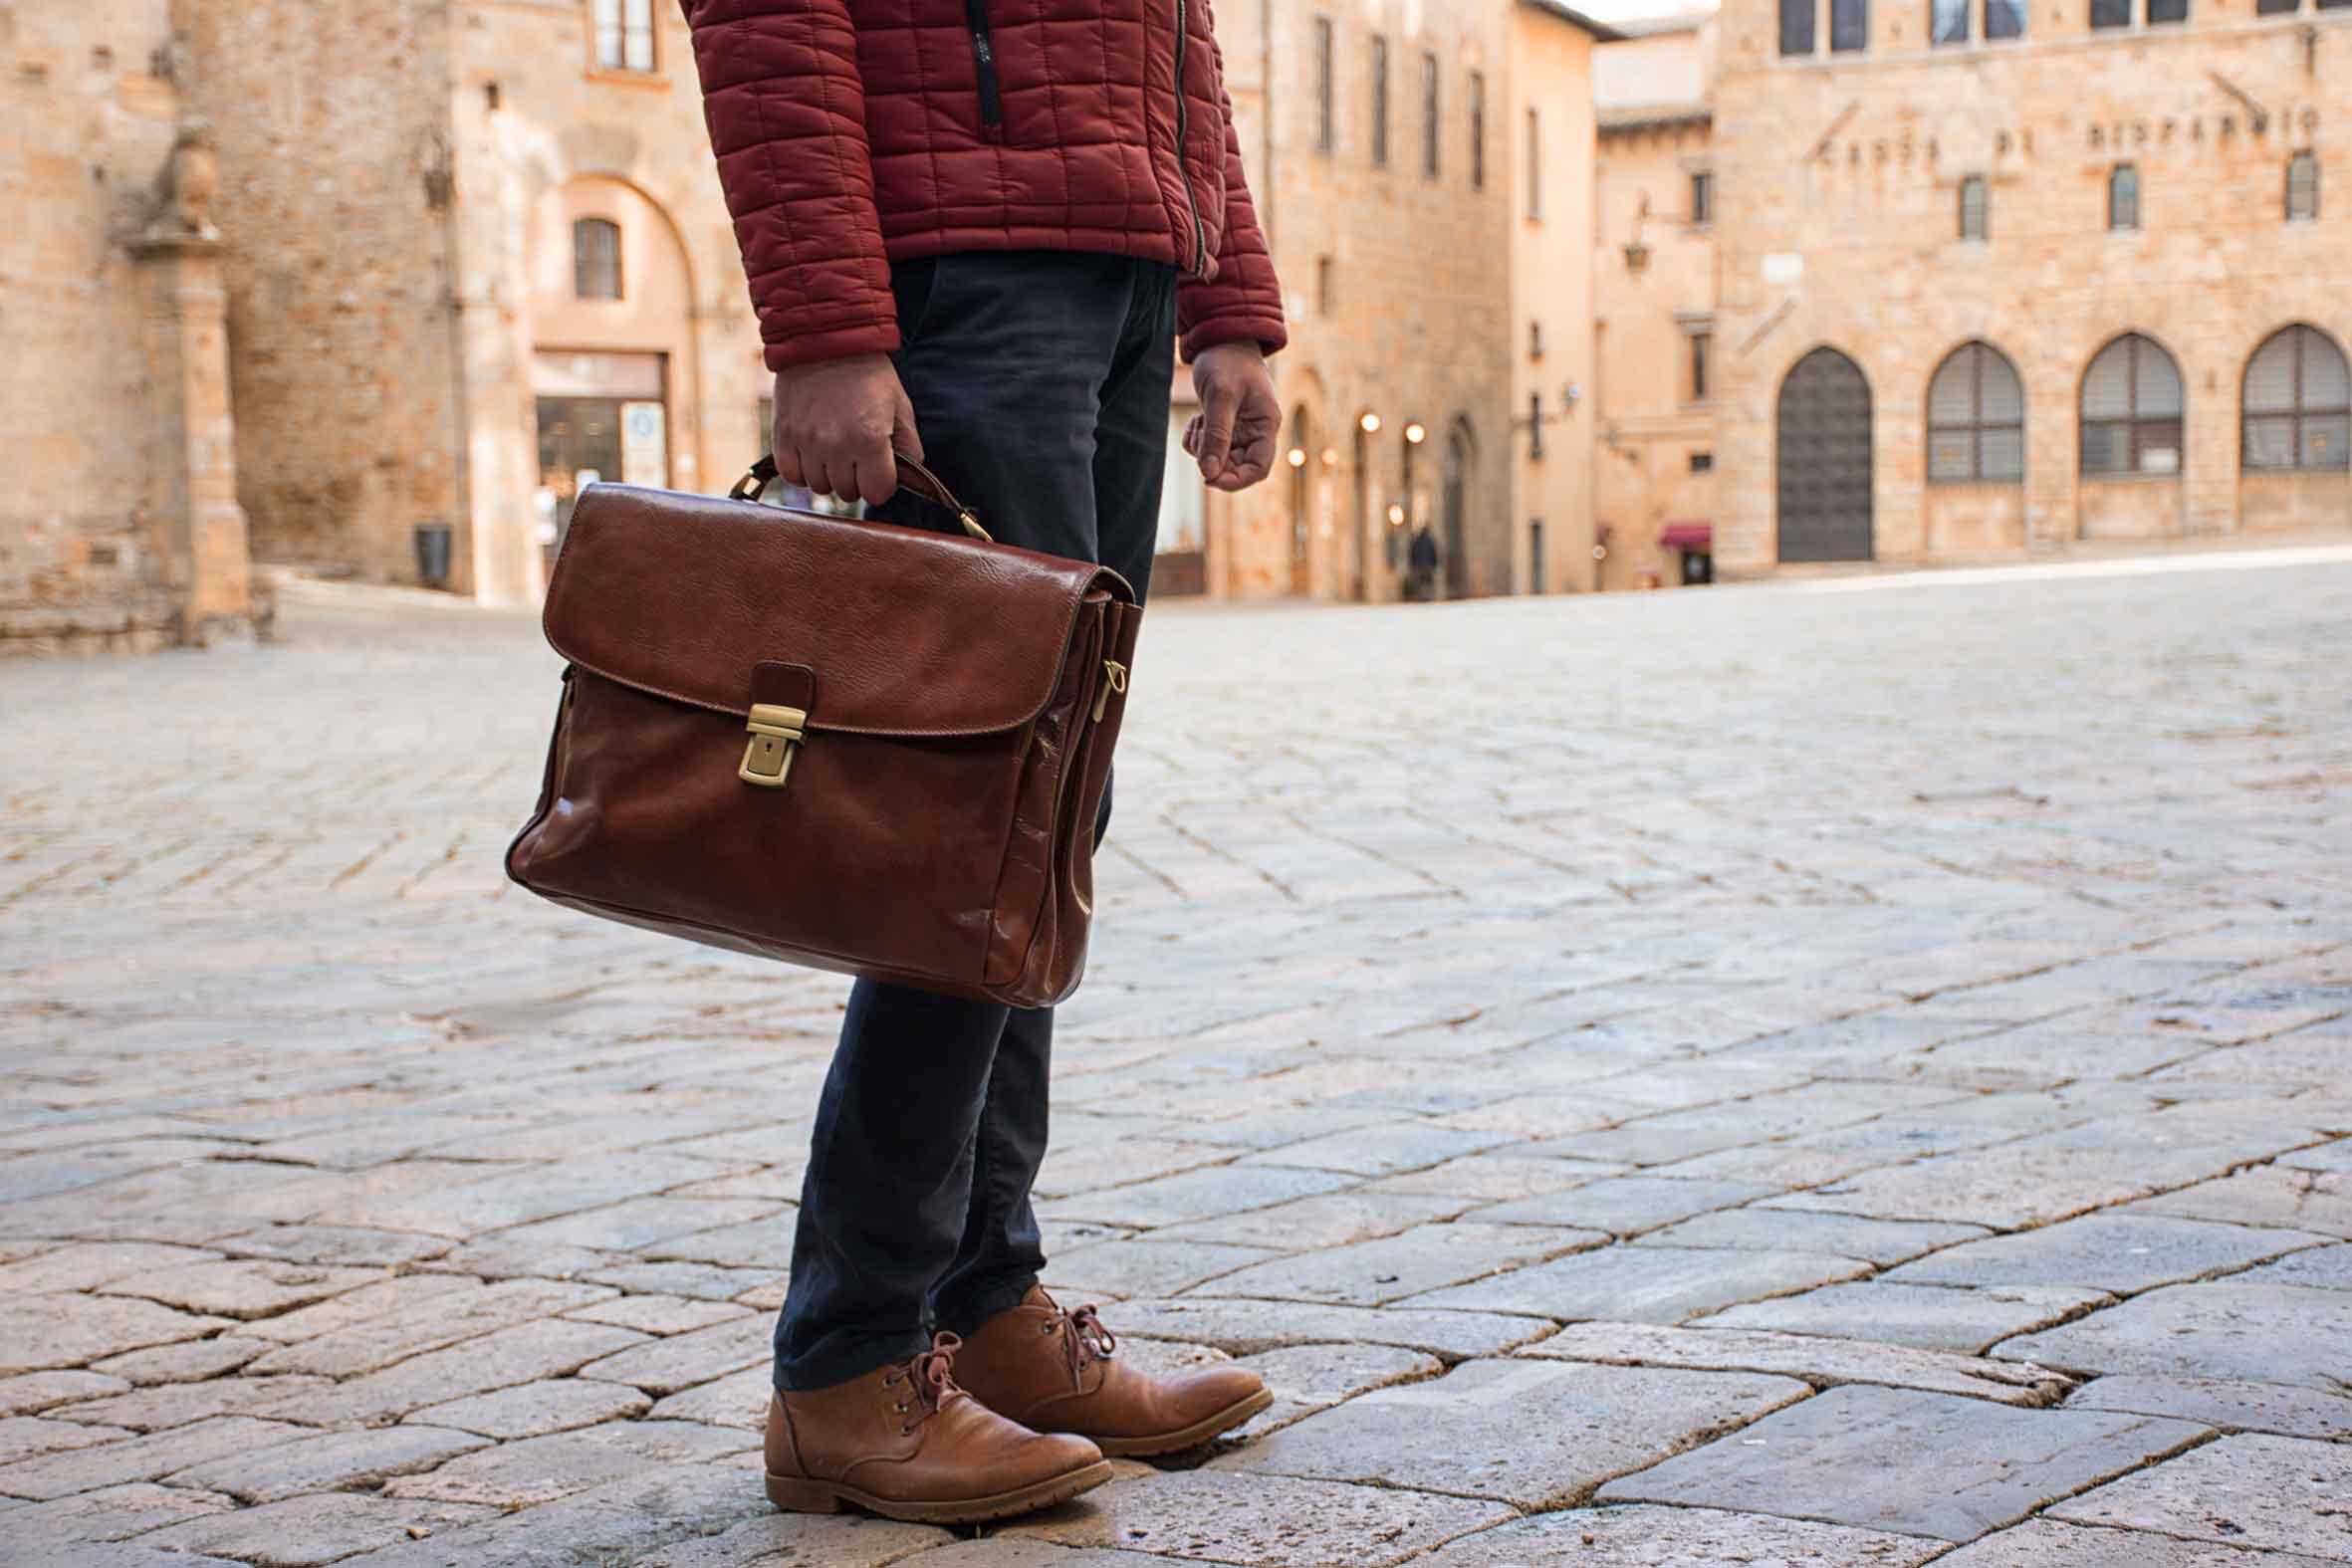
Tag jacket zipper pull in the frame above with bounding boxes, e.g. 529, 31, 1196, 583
1091, 659, 1129, 724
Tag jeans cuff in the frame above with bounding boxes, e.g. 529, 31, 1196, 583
773, 1327, 934, 1395
931, 1270, 1042, 1340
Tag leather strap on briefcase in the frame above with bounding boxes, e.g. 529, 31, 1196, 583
505, 457, 1141, 1008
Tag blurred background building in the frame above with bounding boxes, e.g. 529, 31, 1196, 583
7, 0, 2347, 654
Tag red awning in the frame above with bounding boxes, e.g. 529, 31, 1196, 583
1660, 521, 1713, 552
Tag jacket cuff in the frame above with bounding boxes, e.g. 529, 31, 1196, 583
763, 320, 903, 373
1180, 313, 1290, 364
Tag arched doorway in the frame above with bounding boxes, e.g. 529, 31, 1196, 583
1776, 347, 1874, 562
527, 177, 698, 586
1442, 420, 1474, 597
1288, 404, 1314, 596
1351, 417, 1374, 601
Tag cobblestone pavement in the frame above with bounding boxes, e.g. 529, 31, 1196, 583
4, 553, 2350, 1568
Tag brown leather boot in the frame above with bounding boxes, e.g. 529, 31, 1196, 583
764, 1332, 1110, 1523
952, 1287, 1274, 1456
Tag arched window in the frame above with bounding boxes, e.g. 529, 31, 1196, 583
2108, 164, 2140, 229
574, 218, 623, 300
1958, 175, 1990, 241
2080, 334, 2184, 476
2243, 326, 2350, 472
1927, 342, 2024, 483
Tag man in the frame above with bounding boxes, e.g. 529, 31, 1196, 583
679, 0, 1288, 1526
1408, 525, 1441, 601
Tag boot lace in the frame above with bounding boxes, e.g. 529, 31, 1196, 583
881, 1332, 963, 1435
1045, 1300, 1118, 1386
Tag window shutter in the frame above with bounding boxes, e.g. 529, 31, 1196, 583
1928, 351, 1976, 425
2134, 337, 2183, 416
2302, 329, 2350, 410
2082, 340, 2132, 419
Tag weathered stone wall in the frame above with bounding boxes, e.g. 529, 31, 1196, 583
1202, 0, 1521, 601
442, 0, 768, 605
1712, 2, 2352, 571
178, 0, 467, 588
4, 0, 189, 652
1592, 103, 1719, 591
1510, 2, 1602, 596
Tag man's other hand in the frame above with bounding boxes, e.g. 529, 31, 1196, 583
1186, 342, 1280, 493
771, 353, 922, 505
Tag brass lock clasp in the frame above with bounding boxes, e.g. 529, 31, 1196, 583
739, 703, 808, 788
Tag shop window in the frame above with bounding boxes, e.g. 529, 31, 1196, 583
1927, 341, 2025, 483
2108, 164, 2140, 230
591, 0, 655, 72
574, 218, 622, 300
2080, 334, 2185, 477
2243, 326, 2350, 472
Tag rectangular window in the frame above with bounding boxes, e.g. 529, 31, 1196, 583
1526, 110, 1541, 220
1314, 17, 1335, 153
1316, 256, 1336, 316
2256, 0, 2300, 10
1421, 52, 1440, 177
1959, 174, 1989, 240
1830, 0, 1870, 50
1986, 0, 2028, 36
1690, 451, 1715, 474
1370, 36, 1389, 168
1688, 331, 1714, 402
1529, 320, 1545, 359
1529, 391, 1544, 459
2089, 0, 2130, 25
1690, 169, 1714, 226
574, 217, 623, 299
2108, 163, 2140, 229
1781, 0, 1818, 54
1932, 0, 1971, 44
1469, 71, 1486, 191
1529, 521, 1545, 594
2287, 152, 2320, 220
2146, 0, 2188, 19
592, 0, 655, 72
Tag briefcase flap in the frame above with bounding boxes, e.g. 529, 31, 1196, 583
542, 483, 1131, 738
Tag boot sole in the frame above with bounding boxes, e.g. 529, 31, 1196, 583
1092, 1388, 1277, 1457
764, 1458, 1113, 1524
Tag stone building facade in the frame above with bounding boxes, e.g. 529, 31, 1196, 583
1710, 0, 2352, 569
1590, 16, 1721, 590
1195, 0, 1607, 601
7, 0, 261, 654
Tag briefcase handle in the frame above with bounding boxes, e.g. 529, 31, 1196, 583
730, 452, 993, 543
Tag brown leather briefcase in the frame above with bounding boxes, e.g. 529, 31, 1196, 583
506, 456, 1141, 1009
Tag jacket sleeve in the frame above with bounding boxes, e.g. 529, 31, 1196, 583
680, 0, 898, 370
1177, 9, 1289, 362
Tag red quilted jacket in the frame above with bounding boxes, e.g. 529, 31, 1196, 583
680, 0, 1289, 371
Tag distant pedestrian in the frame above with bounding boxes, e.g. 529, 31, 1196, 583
1408, 524, 1442, 600
680, 0, 1285, 1528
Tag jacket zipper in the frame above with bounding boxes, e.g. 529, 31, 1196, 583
1170, 0, 1209, 277
967, 0, 1004, 129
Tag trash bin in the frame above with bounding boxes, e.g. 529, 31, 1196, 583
414, 524, 453, 588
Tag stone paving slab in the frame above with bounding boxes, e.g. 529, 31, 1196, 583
2122, 1168, 2352, 1238
1405, 1244, 1875, 1322
0, 1481, 233, 1545
1633, 1208, 1991, 1264
259, 1318, 649, 1425
1932, 1518, 2343, 1567
1005, 1468, 1517, 1567
1995, 1283, 2352, 1389
1100, 1297, 1558, 1359
1191, 1222, 1604, 1306
1694, 1280, 2115, 1354
382, 1419, 752, 1508
0, 1292, 234, 1377
1594, 1385, 2210, 1542
2048, 1435, 2352, 1559
2232, 1241, 2352, 1290
0, 1415, 312, 1501
1516, 1322, 2074, 1405
142, 1492, 497, 1568
1398, 1504, 1946, 1568
165, 1424, 488, 1502
1882, 1214, 2331, 1294
1212, 1357, 1810, 1508
2065, 1374, 2352, 1442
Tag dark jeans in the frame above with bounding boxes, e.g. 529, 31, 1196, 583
773, 251, 1178, 1392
